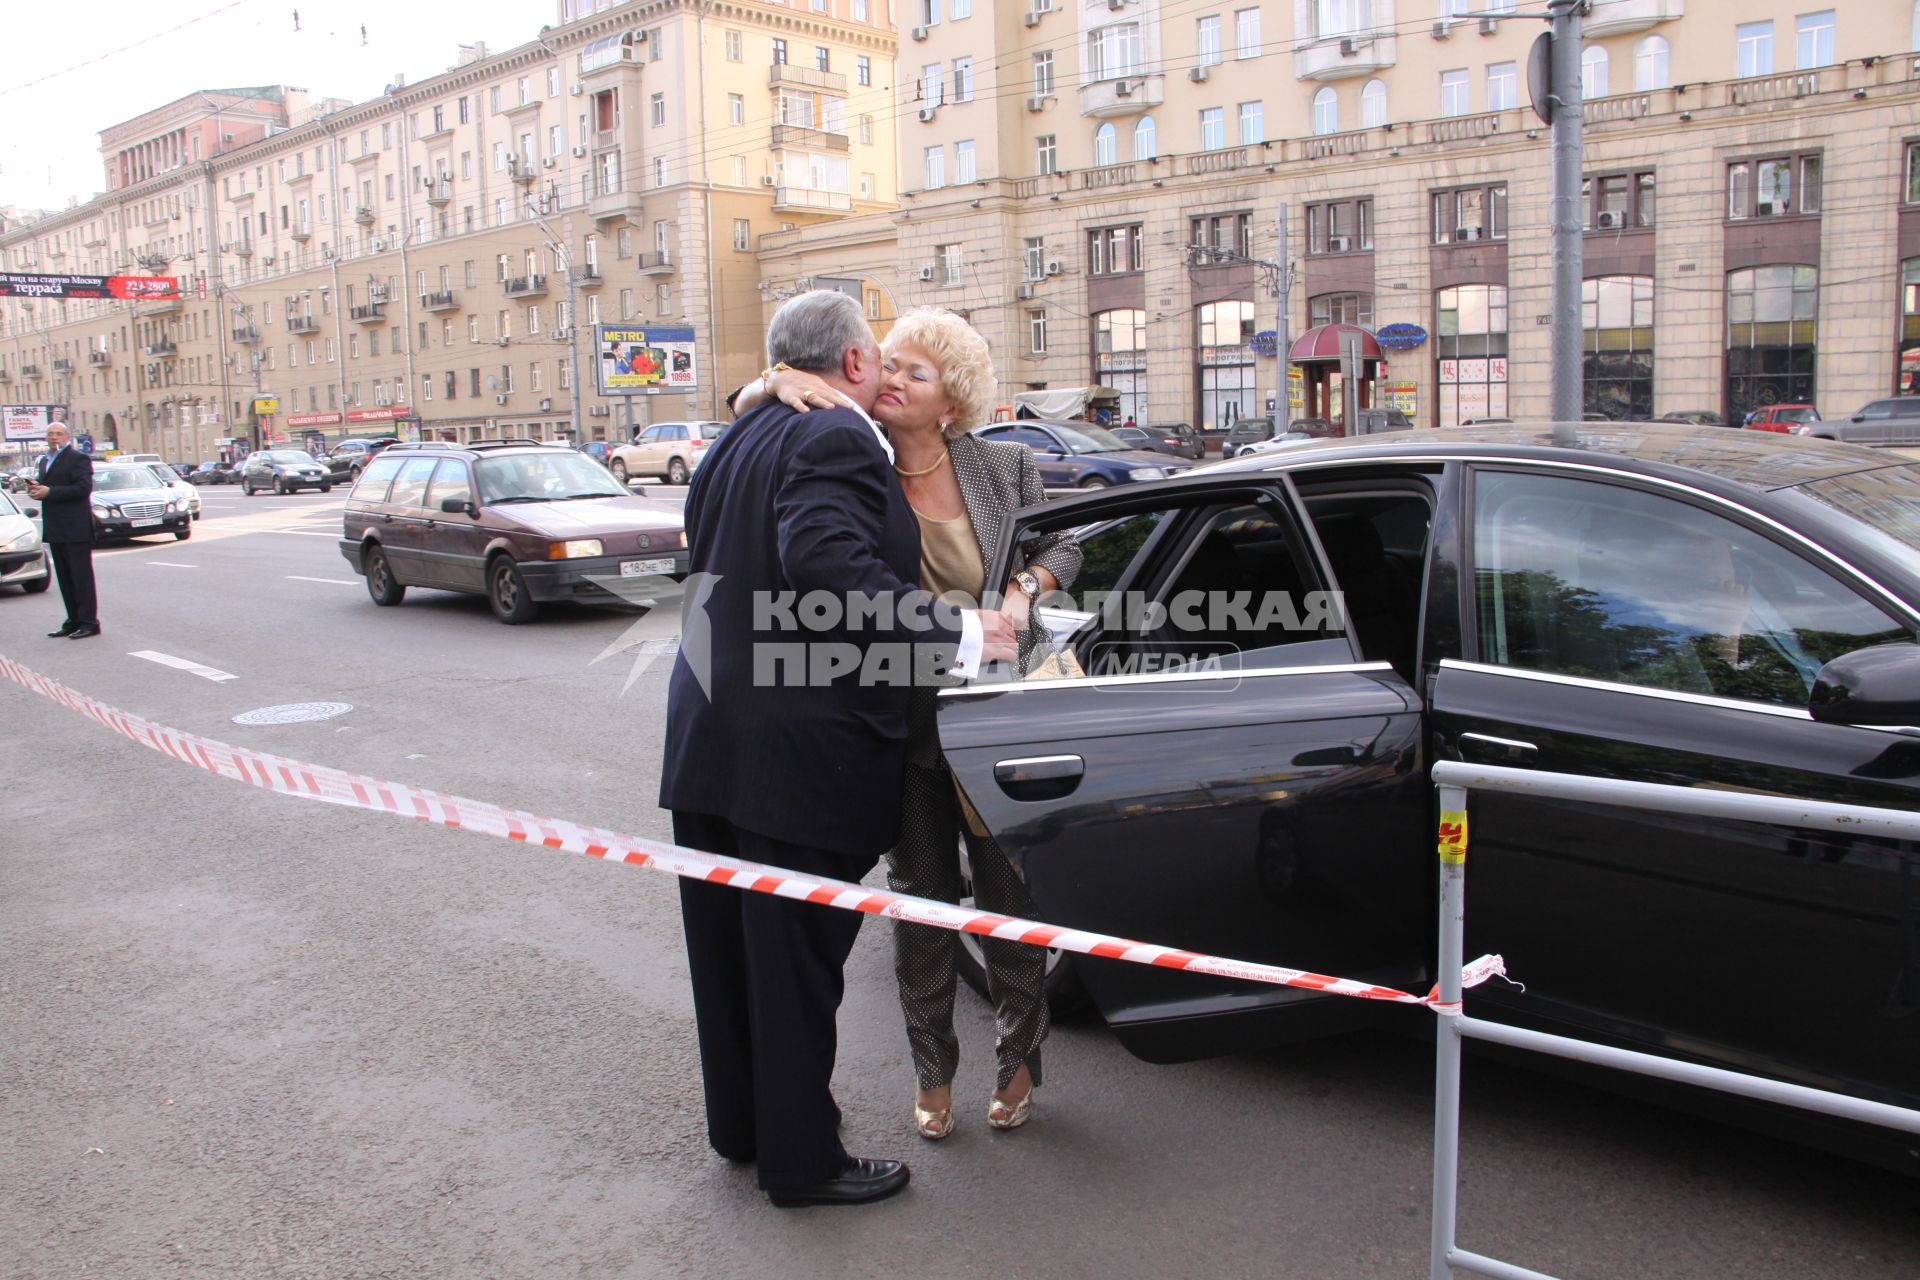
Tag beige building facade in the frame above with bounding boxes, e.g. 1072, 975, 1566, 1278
0, 0, 901, 460
864, 0, 1920, 430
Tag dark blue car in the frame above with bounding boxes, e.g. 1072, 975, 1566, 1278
974, 420, 1192, 489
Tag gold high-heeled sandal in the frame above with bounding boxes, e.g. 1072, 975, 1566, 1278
986, 1090, 1033, 1131
915, 1103, 955, 1140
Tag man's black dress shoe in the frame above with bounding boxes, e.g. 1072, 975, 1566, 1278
66, 625, 101, 639
767, 1157, 909, 1208
47, 626, 74, 637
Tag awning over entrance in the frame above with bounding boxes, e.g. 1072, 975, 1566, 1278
1289, 324, 1384, 363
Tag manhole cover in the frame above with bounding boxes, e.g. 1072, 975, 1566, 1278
232, 702, 354, 726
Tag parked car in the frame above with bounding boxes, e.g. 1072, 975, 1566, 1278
1744, 404, 1821, 434
1656, 410, 1728, 426
87, 464, 192, 542
1238, 431, 1320, 456
1223, 417, 1337, 457
167, 462, 194, 479
319, 437, 400, 483
0, 487, 50, 594
241, 449, 333, 494
116, 452, 164, 465
608, 420, 731, 485
973, 420, 1191, 489
576, 440, 614, 468
338, 440, 688, 623
1111, 422, 1206, 461
137, 462, 201, 520
188, 460, 239, 485
5, 466, 34, 493
1812, 397, 1920, 447
942, 422, 1920, 1173
1461, 417, 1515, 426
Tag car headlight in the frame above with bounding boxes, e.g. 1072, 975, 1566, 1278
168, 499, 184, 513
549, 539, 604, 559
91, 505, 112, 518
1129, 467, 1166, 480
0, 528, 38, 551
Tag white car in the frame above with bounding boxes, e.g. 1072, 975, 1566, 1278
0, 487, 50, 595
608, 420, 731, 486
136, 462, 202, 520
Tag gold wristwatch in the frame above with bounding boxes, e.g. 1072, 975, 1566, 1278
1013, 570, 1042, 602
760, 361, 793, 385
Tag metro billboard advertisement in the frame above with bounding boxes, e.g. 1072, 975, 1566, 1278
596, 324, 697, 395
0, 273, 179, 301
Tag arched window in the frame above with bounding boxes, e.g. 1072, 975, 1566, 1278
1582, 46, 1610, 100
1133, 115, 1157, 160
1094, 309, 1149, 424
1195, 300, 1258, 432
1582, 275, 1655, 421
1311, 87, 1339, 136
1726, 265, 1818, 421
1634, 35, 1669, 91
1360, 79, 1388, 129
1093, 123, 1117, 167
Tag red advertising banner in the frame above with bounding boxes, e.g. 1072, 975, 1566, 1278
346, 407, 403, 423
0, 272, 179, 300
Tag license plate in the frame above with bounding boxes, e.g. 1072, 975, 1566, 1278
621, 557, 675, 576
132, 518, 162, 528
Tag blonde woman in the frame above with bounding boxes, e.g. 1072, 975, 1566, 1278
735, 308, 1081, 1137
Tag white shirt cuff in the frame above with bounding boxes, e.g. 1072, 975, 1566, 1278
950, 609, 984, 680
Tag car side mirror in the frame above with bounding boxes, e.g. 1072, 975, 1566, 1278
440, 496, 476, 517
1851, 414, 1866, 423
1809, 643, 1920, 727
24, 506, 38, 518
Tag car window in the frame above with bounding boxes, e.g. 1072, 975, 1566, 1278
93, 469, 160, 491
639, 426, 665, 442
998, 427, 1056, 451
143, 465, 177, 486
0, 491, 18, 516
353, 454, 405, 501
1860, 402, 1897, 420
697, 422, 731, 441
1473, 470, 1910, 707
387, 457, 439, 508
425, 460, 472, 510
475, 451, 626, 502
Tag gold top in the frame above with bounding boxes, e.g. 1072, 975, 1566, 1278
914, 503, 985, 606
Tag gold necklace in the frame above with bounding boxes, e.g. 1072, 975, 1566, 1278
893, 448, 949, 478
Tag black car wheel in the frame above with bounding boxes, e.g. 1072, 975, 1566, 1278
1078, 475, 1111, 490
241, 480, 254, 495
487, 556, 538, 624
952, 835, 1091, 1019
667, 457, 690, 486
173, 525, 191, 541
274, 478, 288, 495
364, 545, 406, 606
610, 458, 628, 483
320, 484, 332, 493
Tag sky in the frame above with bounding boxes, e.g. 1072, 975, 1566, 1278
0, 0, 553, 211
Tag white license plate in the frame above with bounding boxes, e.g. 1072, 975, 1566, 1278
621, 557, 676, 576
132, 518, 162, 528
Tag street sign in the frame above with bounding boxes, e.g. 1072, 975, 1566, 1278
1527, 32, 1554, 125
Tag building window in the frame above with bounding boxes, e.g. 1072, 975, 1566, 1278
1199, 108, 1225, 151
729, 93, 744, 126
952, 56, 974, 101
1488, 61, 1518, 110
857, 56, 872, 86
1036, 134, 1058, 174
1899, 258, 1920, 395
1134, 115, 1157, 159
1306, 198, 1373, 254
816, 46, 831, 72
956, 139, 976, 183
1314, 0, 1375, 37
1796, 11, 1835, 69
1581, 46, 1608, 100
1311, 87, 1338, 136
938, 242, 963, 286
1727, 154, 1822, 219
1191, 211, 1253, 256
1197, 15, 1222, 66
920, 64, 945, 105
651, 93, 666, 126
925, 146, 947, 189
1435, 284, 1510, 428
1736, 21, 1774, 77
1635, 35, 1670, 91
1089, 22, 1143, 80
1033, 51, 1055, 97
1088, 224, 1143, 275
732, 218, 750, 251
1441, 69, 1470, 117
1238, 101, 1264, 145
1726, 265, 1818, 420
1582, 275, 1654, 420
1432, 184, 1508, 243
1310, 292, 1374, 328
1583, 171, 1655, 230
1235, 7, 1262, 58
1908, 141, 1920, 205
772, 38, 788, 65
1029, 308, 1048, 354
725, 30, 742, 61
1360, 78, 1387, 128
1093, 309, 1148, 423
1024, 237, 1046, 281
1196, 300, 1257, 432
1093, 123, 1118, 166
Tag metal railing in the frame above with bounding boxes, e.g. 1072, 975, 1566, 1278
1427, 761, 1920, 1280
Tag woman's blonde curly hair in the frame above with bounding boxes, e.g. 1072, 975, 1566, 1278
883, 307, 996, 438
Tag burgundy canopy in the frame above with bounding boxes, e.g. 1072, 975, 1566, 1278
1288, 323, 1384, 363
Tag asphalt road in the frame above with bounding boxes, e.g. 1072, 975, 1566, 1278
2, 487, 1917, 1280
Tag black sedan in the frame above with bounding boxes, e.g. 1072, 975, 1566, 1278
241, 449, 333, 494
974, 420, 1191, 489
188, 460, 239, 485
1112, 423, 1206, 462
941, 423, 1920, 1172
88, 465, 192, 541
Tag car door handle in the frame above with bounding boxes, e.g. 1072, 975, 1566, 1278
993, 754, 1084, 802
1459, 732, 1538, 764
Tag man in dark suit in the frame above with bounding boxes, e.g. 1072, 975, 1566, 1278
660, 290, 1015, 1207
26, 422, 99, 639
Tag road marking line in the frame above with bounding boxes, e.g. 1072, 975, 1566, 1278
128, 650, 238, 683
267, 529, 340, 537
145, 561, 197, 568
288, 575, 358, 585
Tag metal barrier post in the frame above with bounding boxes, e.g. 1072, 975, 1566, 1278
1429, 785, 1469, 1280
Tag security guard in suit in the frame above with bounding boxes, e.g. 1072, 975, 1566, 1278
26, 422, 99, 638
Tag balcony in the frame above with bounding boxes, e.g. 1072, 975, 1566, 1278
503, 274, 548, 298
636, 251, 674, 275
572, 265, 604, 288
232, 325, 260, 343
768, 64, 847, 95
771, 123, 850, 152
1294, 30, 1397, 81
1583, 0, 1683, 39
88, 351, 111, 368
145, 340, 178, 358
354, 206, 376, 226
51, 358, 74, 373
589, 187, 645, 222
771, 187, 853, 213
420, 290, 460, 312
424, 180, 451, 207
136, 298, 181, 317
290, 222, 312, 242
0, 369, 10, 383
232, 239, 254, 258
287, 315, 321, 335
1077, 74, 1164, 119
349, 302, 387, 323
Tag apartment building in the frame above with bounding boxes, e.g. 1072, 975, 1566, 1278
866, 0, 1920, 429
0, 0, 900, 459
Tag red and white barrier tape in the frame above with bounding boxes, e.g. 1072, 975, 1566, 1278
0, 654, 1503, 1010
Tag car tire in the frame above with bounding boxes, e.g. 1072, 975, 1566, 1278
275, 479, 288, 495
174, 525, 192, 541
667, 457, 690, 486
320, 484, 332, 493
610, 459, 628, 483
952, 836, 1092, 1019
1078, 475, 1111, 490
21, 572, 50, 594
487, 556, 538, 624
364, 545, 406, 606
241, 480, 253, 495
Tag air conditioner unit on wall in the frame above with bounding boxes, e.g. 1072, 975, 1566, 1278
1479, 16, 1498, 35
917, 107, 938, 122
1755, 201, 1778, 216
496, 394, 508, 404
1596, 210, 1623, 229
1432, 20, 1452, 39
572, 145, 587, 157
1455, 226, 1481, 241
1327, 235, 1351, 252
1114, 79, 1133, 97
1027, 96, 1049, 112
911, 25, 928, 40
1023, 11, 1041, 25
570, 84, 584, 96
1188, 65, 1210, 83
370, 238, 387, 250
1016, 283, 1035, 300
761, 175, 776, 186
542, 157, 556, 168
1044, 258, 1062, 276
917, 265, 936, 281
1340, 38, 1360, 56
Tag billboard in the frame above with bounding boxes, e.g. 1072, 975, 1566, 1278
596, 324, 697, 395
3, 404, 65, 441
0, 273, 177, 301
